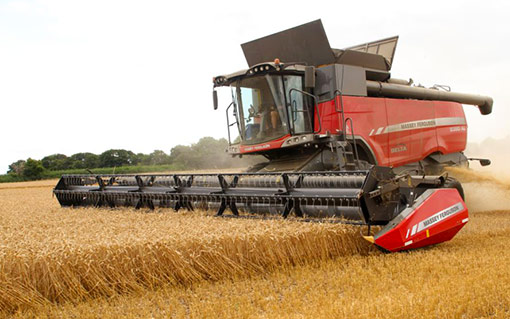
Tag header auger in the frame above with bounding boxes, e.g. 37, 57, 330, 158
54, 20, 491, 252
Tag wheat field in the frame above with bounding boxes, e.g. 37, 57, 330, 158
0, 180, 370, 314
1, 169, 510, 318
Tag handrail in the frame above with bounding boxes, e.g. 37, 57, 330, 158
333, 90, 346, 141
344, 117, 360, 166
225, 102, 235, 145
291, 100, 298, 124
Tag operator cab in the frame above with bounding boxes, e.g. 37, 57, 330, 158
234, 74, 311, 144
213, 62, 316, 151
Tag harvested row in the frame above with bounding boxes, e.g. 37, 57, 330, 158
0, 186, 371, 313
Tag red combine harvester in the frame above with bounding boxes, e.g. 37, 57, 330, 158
54, 20, 493, 252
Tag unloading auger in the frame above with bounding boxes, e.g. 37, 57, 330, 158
54, 167, 468, 252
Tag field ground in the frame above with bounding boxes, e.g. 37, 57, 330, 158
1, 169, 509, 318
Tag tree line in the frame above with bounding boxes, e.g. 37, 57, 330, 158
6, 137, 259, 180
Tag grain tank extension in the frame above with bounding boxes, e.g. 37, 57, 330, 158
54, 20, 493, 252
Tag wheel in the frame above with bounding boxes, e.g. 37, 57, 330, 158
443, 177, 465, 201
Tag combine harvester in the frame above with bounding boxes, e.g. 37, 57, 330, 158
54, 20, 493, 252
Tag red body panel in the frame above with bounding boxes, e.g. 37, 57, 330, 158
239, 96, 468, 169
374, 188, 469, 252
434, 101, 468, 154
328, 96, 468, 167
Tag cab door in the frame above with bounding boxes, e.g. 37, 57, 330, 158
285, 75, 313, 135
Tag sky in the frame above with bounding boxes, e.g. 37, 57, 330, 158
1, 0, 509, 173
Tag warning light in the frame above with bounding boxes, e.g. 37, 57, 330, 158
274, 58, 280, 65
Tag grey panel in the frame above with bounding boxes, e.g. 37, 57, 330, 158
241, 20, 335, 67
315, 65, 336, 101
345, 36, 399, 68
315, 64, 367, 101
365, 69, 391, 82
337, 65, 367, 97
335, 50, 390, 71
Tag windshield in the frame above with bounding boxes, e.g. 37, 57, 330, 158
231, 74, 309, 145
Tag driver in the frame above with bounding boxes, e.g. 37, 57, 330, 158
270, 106, 280, 131
250, 103, 286, 140
264, 104, 285, 133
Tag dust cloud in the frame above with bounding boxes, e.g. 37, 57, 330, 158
459, 175, 510, 213
450, 136, 510, 212
465, 136, 510, 179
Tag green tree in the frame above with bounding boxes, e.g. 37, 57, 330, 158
148, 150, 171, 165
190, 137, 230, 169
99, 149, 138, 167
170, 137, 231, 169
8, 160, 26, 177
23, 158, 45, 179
41, 154, 70, 170
69, 153, 99, 169
136, 153, 150, 165
169, 144, 193, 167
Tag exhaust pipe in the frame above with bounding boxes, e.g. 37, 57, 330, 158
366, 80, 493, 115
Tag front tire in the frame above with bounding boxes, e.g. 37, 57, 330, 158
443, 177, 465, 200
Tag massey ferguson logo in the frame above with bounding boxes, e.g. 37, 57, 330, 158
406, 202, 464, 239
244, 144, 270, 152
400, 119, 436, 130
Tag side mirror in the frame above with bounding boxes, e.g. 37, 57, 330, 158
468, 158, 491, 166
479, 159, 491, 166
213, 90, 218, 110
304, 66, 315, 89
